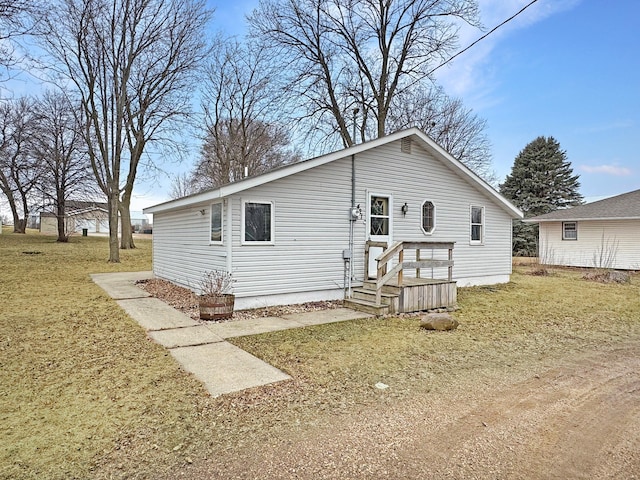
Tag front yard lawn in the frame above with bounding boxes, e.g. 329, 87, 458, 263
1, 230, 639, 479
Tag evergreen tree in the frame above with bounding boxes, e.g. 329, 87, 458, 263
500, 136, 583, 256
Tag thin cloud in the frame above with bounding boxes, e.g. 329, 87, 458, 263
580, 164, 632, 176
575, 120, 634, 134
435, 0, 582, 99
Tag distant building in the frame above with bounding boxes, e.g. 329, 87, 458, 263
130, 211, 151, 232
39, 201, 119, 235
527, 189, 640, 270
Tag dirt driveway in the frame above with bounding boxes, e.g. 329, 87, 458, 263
186, 341, 640, 479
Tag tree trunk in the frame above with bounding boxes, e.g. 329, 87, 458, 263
13, 195, 29, 233
107, 192, 120, 262
119, 193, 135, 249
5, 195, 24, 233
56, 200, 68, 242
14, 218, 26, 233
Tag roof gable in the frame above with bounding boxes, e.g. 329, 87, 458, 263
145, 128, 522, 218
527, 188, 640, 222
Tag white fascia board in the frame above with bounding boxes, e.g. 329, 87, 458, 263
526, 216, 640, 223
144, 127, 523, 219
144, 130, 418, 215
68, 207, 109, 216
410, 130, 524, 219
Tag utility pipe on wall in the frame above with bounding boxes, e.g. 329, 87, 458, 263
346, 108, 360, 298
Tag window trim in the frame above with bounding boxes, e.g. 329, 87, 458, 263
562, 221, 577, 241
209, 202, 223, 245
421, 200, 436, 235
470, 205, 484, 245
241, 199, 275, 245
367, 191, 393, 239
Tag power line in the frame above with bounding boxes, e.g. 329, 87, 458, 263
428, 0, 540, 76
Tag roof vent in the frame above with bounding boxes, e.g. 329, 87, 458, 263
401, 137, 412, 154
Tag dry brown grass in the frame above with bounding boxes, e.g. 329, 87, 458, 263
2, 229, 639, 479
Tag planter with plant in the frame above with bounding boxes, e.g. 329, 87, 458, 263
198, 270, 235, 320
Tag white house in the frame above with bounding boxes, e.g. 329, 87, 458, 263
526, 188, 640, 270
40, 201, 111, 235
145, 128, 522, 311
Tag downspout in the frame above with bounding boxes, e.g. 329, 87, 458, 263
225, 198, 232, 274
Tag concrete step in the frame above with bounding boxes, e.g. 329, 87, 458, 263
344, 298, 390, 316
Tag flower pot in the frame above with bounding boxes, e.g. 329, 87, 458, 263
198, 293, 235, 320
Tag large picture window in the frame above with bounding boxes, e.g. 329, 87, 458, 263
470, 206, 484, 243
562, 221, 577, 240
421, 201, 435, 234
243, 201, 274, 243
210, 202, 223, 243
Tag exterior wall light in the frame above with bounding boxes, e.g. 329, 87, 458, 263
401, 203, 408, 216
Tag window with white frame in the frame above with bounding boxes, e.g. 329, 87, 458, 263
369, 195, 390, 236
562, 221, 577, 240
470, 206, 484, 243
421, 200, 435, 234
242, 201, 274, 243
210, 202, 223, 243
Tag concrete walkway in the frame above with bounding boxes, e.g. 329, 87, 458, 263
91, 271, 372, 397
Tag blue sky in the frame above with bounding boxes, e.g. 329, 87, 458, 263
2, 0, 638, 217
439, 0, 640, 202
173, 0, 640, 207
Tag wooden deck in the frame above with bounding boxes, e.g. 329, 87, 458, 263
345, 241, 458, 315
347, 278, 456, 315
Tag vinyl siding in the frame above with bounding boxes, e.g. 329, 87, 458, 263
539, 220, 640, 270
151, 137, 515, 300
152, 205, 228, 290
229, 158, 353, 298
353, 140, 513, 284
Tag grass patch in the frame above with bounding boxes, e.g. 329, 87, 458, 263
2, 230, 640, 479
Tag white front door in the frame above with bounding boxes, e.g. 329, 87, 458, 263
367, 193, 393, 278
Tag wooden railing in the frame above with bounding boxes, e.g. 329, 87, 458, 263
365, 241, 455, 305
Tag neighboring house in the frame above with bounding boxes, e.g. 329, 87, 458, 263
526, 189, 640, 270
145, 128, 523, 311
40, 201, 115, 235
130, 211, 151, 232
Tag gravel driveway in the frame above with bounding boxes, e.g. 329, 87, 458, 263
181, 341, 640, 479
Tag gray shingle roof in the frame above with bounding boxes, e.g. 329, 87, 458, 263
526, 188, 640, 222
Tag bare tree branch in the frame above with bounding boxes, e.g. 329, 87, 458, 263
32, 90, 99, 242
249, 0, 480, 146
0, 97, 43, 232
35, 0, 212, 261
193, 38, 299, 190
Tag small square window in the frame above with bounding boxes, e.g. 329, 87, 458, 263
562, 222, 577, 240
243, 201, 274, 243
210, 203, 222, 243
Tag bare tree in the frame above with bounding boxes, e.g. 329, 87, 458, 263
32, 91, 97, 242
249, 0, 480, 147
194, 39, 299, 191
0, 0, 33, 72
388, 85, 496, 184
168, 171, 197, 199
0, 97, 42, 233
36, 0, 211, 261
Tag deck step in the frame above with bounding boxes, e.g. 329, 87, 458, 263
344, 298, 390, 316
361, 281, 401, 295
351, 288, 397, 304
